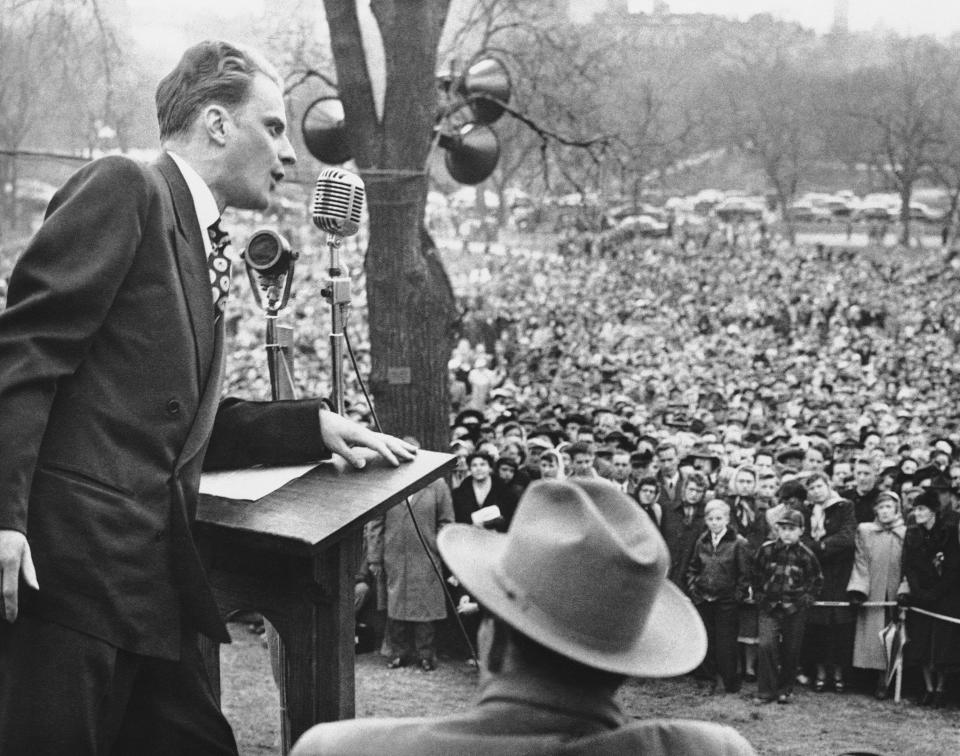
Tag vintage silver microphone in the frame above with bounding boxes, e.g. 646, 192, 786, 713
311, 167, 365, 237
311, 168, 366, 414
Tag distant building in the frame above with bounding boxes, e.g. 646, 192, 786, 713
832, 0, 850, 35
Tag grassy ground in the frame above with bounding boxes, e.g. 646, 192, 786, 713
221, 622, 960, 756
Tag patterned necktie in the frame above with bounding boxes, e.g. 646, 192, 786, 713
207, 219, 232, 318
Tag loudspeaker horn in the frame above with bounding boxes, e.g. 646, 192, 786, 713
301, 97, 351, 164
438, 122, 500, 185
459, 55, 512, 125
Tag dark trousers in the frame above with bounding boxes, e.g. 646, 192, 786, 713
757, 607, 808, 699
0, 615, 237, 756
387, 618, 436, 662
696, 600, 741, 692
804, 620, 855, 671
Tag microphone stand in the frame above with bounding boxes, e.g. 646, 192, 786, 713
243, 251, 297, 752
321, 233, 351, 414
244, 265, 297, 400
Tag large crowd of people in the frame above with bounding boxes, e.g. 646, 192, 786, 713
431, 221, 960, 706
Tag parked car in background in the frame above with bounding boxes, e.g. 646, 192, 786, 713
714, 197, 765, 223
892, 201, 944, 223
785, 201, 833, 223
854, 204, 895, 222
617, 214, 670, 238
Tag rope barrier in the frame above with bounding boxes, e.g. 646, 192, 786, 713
810, 600, 960, 625
905, 605, 960, 625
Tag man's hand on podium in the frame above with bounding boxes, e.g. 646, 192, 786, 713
319, 408, 417, 469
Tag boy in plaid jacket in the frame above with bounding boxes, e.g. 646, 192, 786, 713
752, 508, 823, 703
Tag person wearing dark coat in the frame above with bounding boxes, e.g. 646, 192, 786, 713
724, 464, 768, 682
453, 452, 518, 532
655, 442, 687, 513
898, 490, 960, 707
839, 456, 881, 524
660, 472, 708, 586
800, 472, 857, 692
686, 500, 751, 693
0, 40, 417, 755
753, 509, 823, 703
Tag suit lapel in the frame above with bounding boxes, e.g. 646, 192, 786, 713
175, 319, 226, 475
156, 153, 215, 388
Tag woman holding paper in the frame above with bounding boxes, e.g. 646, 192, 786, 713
452, 452, 518, 532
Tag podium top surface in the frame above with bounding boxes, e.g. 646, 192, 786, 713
196, 449, 455, 556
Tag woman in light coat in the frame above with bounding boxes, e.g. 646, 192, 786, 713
846, 491, 906, 699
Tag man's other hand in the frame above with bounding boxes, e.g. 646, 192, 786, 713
319, 409, 417, 469
0, 530, 39, 622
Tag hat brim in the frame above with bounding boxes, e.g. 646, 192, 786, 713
438, 525, 706, 678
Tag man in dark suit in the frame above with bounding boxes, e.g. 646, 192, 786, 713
655, 441, 685, 510
0, 40, 414, 755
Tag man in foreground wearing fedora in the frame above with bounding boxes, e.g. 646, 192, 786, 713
291, 479, 756, 755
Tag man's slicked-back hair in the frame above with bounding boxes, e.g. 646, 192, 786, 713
155, 40, 281, 141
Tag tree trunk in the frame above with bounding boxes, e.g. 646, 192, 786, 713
324, 0, 456, 452
898, 181, 913, 246
773, 184, 796, 245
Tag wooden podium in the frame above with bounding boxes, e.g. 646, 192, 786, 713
194, 449, 455, 751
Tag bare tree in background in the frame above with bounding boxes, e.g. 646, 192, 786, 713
853, 37, 960, 244
0, 0, 138, 234
712, 17, 818, 242
322, 0, 456, 451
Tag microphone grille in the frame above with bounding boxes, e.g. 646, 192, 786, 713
311, 168, 365, 236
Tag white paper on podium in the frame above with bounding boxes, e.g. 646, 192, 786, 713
199, 463, 320, 501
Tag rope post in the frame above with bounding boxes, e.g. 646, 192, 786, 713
895, 607, 907, 703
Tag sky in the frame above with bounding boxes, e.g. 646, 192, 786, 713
123, 0, 960, 71
627, 0, 960, 36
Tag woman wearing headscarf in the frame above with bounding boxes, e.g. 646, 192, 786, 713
898, 490, 960, 707
845, 491, 906, 699
537, 449, 565, 481
801, 471, 857, 692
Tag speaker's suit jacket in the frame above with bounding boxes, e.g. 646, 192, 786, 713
0, 153, 326, 660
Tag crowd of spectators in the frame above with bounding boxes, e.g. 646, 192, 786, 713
437, 224, 960, 705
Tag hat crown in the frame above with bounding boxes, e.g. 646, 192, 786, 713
777, 508, 804, 527
493, 480, 669, 654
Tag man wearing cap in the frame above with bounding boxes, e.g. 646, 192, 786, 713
753, 509, 823, 704
291, 479, 756, 755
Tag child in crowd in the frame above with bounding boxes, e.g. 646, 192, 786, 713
686, 500, 752, 693
753, 509, 823, 704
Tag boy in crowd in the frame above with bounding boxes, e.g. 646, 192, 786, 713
752, 509, 823, 704
567, 441, 599, 479
686, 500, 751, 693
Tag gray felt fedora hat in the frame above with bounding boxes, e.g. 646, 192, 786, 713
438, 478, 706, 677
